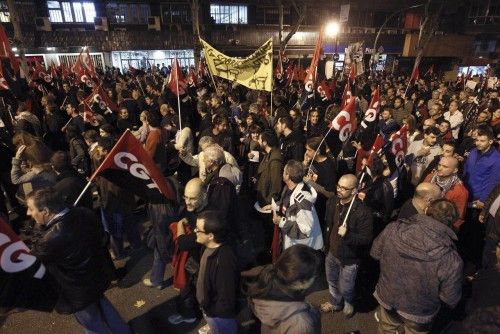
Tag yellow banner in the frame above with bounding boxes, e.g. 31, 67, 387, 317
200, 38, 273, 92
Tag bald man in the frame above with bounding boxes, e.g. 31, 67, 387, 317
424, 157, 469, 230
322, 174, 373, 318
398, 182, 441, 220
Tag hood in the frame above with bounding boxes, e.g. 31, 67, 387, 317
251, 299, 312, 327
393, 214, 457, 262
219, 163, 242, 186
292, 182, 317, 204
16, 111, 40, 126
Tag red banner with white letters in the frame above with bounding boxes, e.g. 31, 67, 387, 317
92, 130, 175, 202
0, 216, 56, 311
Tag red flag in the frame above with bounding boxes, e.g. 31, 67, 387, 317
168, 58, 187, 96
317, 80, 331, 100
410, 65, 419, 82
84, 84, 118, 114
0, 24, 19, 73
366, 134, 385, 169
304, 29, 324, 92
0, 60, 9, 90
197, 57, 207, 81
187, 68, 198, 86
361, 87, 380, 128
92, 130, 175, 202
50, 62, 59, 79
340, 80, 353, 108
82, 103, 99, 127
71, 47, 97, 85
389, 124, 408, 167
59, 62, 70, 81
0, 216, 57, 312
331, 97, 357, 142
349, 62, 357, 84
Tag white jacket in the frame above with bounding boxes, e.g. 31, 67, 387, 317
278, 182, 324, 250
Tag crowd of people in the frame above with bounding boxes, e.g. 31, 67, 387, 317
0, 59, 499, 334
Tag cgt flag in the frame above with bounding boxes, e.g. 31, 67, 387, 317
0, 216, 57, 312
84, 84, 118, 115
92, 130, 175, 202
361, 87, 380, 128
389, 124, 408, 168
331, 97, 357, 142
304, 29, 324, 92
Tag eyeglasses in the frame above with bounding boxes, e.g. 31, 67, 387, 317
336, 185, 355, 191
194, 227, 208, 234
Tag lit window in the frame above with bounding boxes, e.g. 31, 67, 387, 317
46, 1, 95, 23
73, 2, 83, 22
83, 2, 96, 23
61, 2, 73, 22
0, 2, 9, 22
210, 4, 247, 24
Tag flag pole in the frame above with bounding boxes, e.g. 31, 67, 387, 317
136, 77, 145, 96
175, 59, 182, 130
307, 126, 333, 174
73, 129, 131, 206
339, 171, 367, 230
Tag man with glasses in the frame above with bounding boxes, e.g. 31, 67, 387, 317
321, 174, 373, 318
195, 210, 238, 334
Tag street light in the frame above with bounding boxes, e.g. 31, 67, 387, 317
326, 21, 340, 37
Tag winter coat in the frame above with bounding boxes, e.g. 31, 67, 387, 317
250, 299, 320, 334
256, 147, 283, 206
324, 197, 373, 265
277, 182, 324, 250
31, 207, 114, 314
280, 130, 305, 163
370, 214, 463, 324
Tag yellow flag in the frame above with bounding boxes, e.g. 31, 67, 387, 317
200, 38, 273, 92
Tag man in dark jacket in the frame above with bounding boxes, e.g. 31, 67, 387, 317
50, 150, 92, 208
276, 115, 305, 163
27, 188, 130, 333
195, 210, 239, 334
371, 199, 463, 334
322, 174, 373, 318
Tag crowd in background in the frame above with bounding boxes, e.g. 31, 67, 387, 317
0, 61, 499, 334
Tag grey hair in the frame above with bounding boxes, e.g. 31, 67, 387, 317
285, 160, 305, 183
199, 136, 216, 151
204, 144, 226, 166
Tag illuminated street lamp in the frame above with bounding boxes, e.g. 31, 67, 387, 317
326, 21, 340, 37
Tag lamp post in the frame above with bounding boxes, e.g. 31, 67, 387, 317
370, 3, 425, 72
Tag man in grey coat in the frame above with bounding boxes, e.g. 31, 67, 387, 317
371, 199, 463, 334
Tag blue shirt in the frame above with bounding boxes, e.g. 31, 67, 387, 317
463, 147, 500, 202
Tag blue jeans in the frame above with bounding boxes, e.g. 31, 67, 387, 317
204, 315, 237, 334
325, 252, 359, 307
150, 246, 167, 285
74, 296, 131, 334
101, 209, 141, 257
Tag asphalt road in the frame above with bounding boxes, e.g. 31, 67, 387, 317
1, 198, 466, 334
0, 246, 379, 334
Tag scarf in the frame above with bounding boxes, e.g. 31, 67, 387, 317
430, 173, 460, 196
